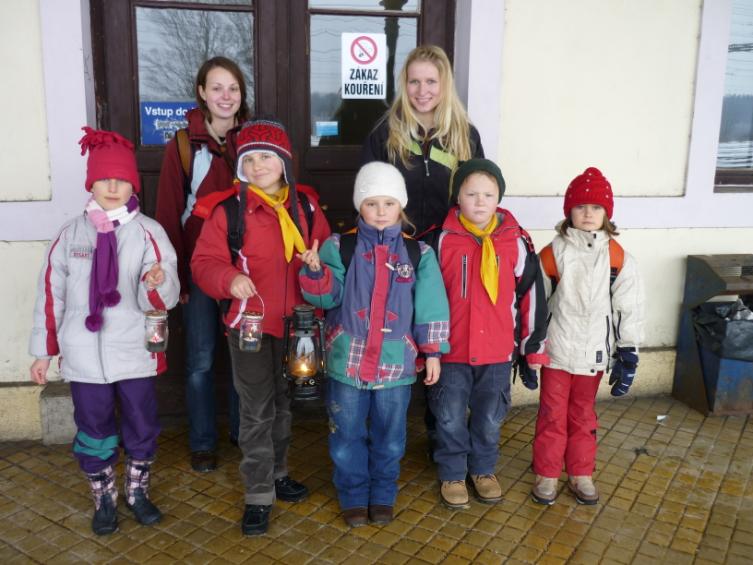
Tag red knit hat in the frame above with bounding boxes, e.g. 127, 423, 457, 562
78, 127, 140, 193
563, 167, 613, 219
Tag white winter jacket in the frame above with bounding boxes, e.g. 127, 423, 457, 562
542, 228, 644, 376
29, 213, 180, 384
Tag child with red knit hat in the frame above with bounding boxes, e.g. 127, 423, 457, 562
191, 118, 331, 536
29, 127, 180, 535
531, 167, 644, 506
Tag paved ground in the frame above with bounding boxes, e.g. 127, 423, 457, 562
0, 395, 751, 564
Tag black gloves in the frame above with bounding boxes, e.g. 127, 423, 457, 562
609, 347, 638, 397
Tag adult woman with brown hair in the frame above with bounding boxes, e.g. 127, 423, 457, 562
156, 56, 249, 472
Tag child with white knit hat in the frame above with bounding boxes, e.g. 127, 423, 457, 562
298, 161, 450, 528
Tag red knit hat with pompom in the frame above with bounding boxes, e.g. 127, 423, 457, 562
563, 167, 613, 219
78, 127, 140, 193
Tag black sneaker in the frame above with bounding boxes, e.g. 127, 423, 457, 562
274, 476, 309, 503
126, 488, 162, 525
91, 494, 118, 535
190, 450, 217, 473
241, 504, 271, 536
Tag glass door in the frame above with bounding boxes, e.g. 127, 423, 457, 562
288, 0, 456, 230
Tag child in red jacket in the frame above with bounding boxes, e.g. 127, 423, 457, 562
430, 159, 549, 509
190, 119, 331, 536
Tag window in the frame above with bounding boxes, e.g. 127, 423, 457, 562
715, 0, 753, 192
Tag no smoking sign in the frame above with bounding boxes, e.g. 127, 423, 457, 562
341, 32, 387, 99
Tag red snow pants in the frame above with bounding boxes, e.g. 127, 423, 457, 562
532, 367, 603, 478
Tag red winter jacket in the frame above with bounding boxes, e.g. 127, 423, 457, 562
190, 185, 331, 337
437, 207, 549, 366
155, 108, 239, 294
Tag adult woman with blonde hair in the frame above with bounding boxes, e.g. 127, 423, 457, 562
362, 45, 484, 236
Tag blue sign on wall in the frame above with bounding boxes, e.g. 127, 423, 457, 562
140, 101, 196, 145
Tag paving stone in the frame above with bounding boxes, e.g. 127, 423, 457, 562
1, 396, 751, 563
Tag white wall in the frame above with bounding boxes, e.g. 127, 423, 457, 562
0, 0, 50, 201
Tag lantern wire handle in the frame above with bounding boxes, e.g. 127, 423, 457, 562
252, 291, 265, 318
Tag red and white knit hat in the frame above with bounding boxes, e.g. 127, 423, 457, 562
235, 118, 294, 185
563, 167, 613, 219
78, 127, 140, 193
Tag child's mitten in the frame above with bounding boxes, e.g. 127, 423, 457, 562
609, 347, 638, 397
514, 356, 539, 390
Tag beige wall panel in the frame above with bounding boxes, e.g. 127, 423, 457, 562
0, 242, 60, 384
0, 0, 50, 201
500, 0, 702, 197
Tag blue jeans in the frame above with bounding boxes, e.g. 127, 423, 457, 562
326, 379, 411, 510
184, 279, 239, 452
428, 362, 511, 480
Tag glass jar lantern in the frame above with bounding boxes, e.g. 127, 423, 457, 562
239, 311, 264, 352
144, 310, 168, 353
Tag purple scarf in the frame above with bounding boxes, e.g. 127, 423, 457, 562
84, 195, 140, 332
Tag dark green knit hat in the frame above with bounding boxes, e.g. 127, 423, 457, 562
450, 158, 506, 203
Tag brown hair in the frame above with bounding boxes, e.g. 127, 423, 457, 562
195, 56, 250, 123
557, 216, 620, 238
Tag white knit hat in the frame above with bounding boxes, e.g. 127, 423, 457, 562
353, 162, 408, 211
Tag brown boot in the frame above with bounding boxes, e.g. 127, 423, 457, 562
469, 474, 502, 504
568, 475, 599, 505
531, 475, 558, 505
440, 480, 470, 509
342, 507, 368, 528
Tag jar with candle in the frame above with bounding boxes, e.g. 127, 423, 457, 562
144, 310, 169, 353
239, 311, 264, 352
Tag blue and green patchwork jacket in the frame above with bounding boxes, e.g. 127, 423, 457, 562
299, 219, 450, 390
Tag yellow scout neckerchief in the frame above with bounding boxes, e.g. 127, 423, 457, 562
249, 185, 306, 262
459, 213, 499, 304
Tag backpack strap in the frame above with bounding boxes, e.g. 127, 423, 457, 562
402, 235, 421, 271
176, 128, 192, 178
339, 230, 358, 270
219, 190, 246, 314
539, 243, 559, 292
608, 238, 625, 287
515, 230, 539, 300
297, 190, 314, 239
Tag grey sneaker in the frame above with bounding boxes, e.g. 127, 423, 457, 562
568, 475, 599, 505
531, 475, 558, 505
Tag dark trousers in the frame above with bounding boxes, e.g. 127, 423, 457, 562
227, 330, 291, 505
70, 378, 160, 475
184, 279, 240, 452
429, 362, 511, 481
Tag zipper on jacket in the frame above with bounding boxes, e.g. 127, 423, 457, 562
461, 255, 468, 298
424, 158, 430, 177
605, 316, 611, 366
98, 330, 108, 384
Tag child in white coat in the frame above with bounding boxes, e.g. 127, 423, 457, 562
531, 167, 643, 506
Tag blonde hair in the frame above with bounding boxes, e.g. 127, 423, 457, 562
385, 45, 473, 168
557, 217, 620, 238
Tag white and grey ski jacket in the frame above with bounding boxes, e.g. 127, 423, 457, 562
29, 213, 179, 384
542, 228, 644, 376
